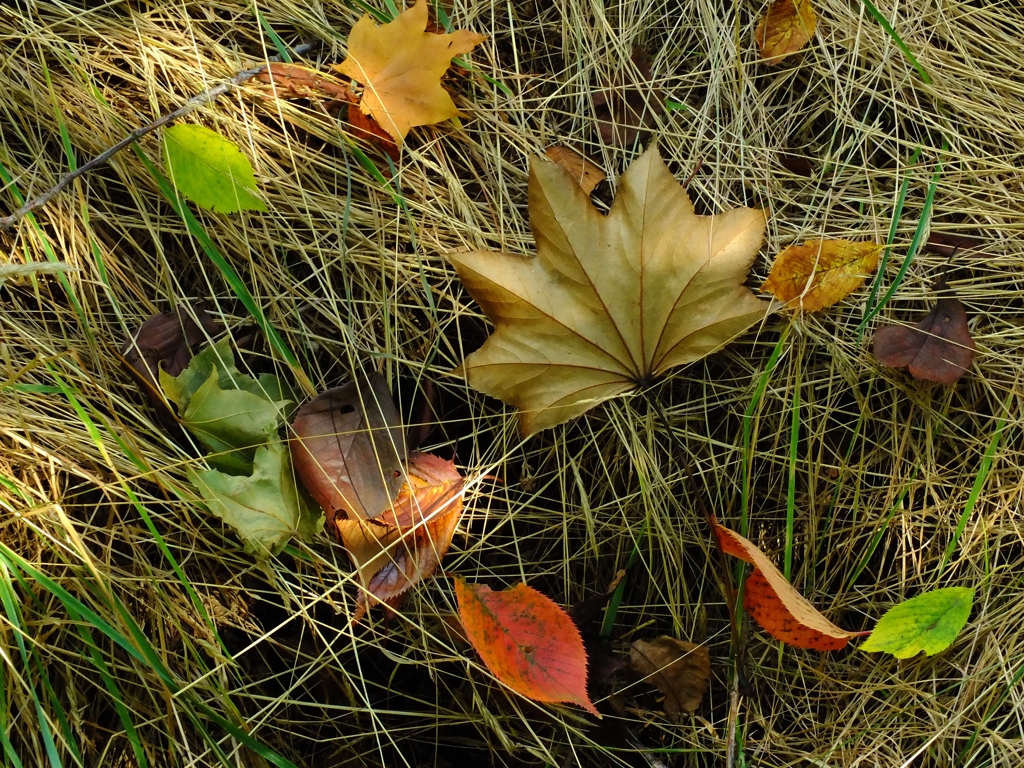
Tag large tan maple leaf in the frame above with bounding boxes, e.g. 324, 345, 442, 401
333, 0, 486, 145
448, 145, 774, 436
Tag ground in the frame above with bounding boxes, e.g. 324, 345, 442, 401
0, 1, 1022, 766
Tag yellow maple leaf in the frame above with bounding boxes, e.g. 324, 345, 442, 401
755, 0, 818, 64
333, 0, 486, 145
448, 145, 774, 436
761, 239, 882, 312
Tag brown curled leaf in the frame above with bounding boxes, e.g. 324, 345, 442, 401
873, 297, 976, 384
349, 454, 465, 621
629, 636, 711, 721
756, 0, 818, 64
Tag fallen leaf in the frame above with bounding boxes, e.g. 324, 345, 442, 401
756, 0, 818, 64
346, 102, 400, 161
762, 239, 882, 312
255, 63, 357, 104
629, 637, 710, 721
860, 587, 973, 658
346, 453, 465, 621
455, 577, 598, 715
712, 519, 857, 651
592, 47, 663, 148
926, 232, 989, 260
333, 0, 486, 145
544, 145, 606, 195
163, 124, 267, 213
190, 441, 323, 556
121, 305, 221, 389
290, 374, 407, 533
160, 339, 292, 474
449, 144, 773, 435
873, 297, 976, 384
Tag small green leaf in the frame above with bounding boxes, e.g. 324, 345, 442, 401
181, 367, 285, 464
160, 338, 291, 470
190, 441, 323, 556
163, 124, 267, 213
861, 587, 974, 658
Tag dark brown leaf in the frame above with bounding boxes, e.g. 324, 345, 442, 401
873, 298, 976, 384
120, 305, 221, 389
593, 47, 663, 148
290, 374, 407, 533
629, 636, 710, 721
925, 232, 989, 260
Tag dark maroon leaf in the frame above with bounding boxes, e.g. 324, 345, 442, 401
289, 373, 407, 535
873, 298, 976, 384
778, 151, 814, 177
121, 304, 221, 389
593, 47, 663, 148
119, 305, 221, 431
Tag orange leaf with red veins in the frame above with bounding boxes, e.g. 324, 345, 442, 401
333, 0, 486, 145
455, 577, 598, 715
756, 0, 818, 64
348, 454, 465, 621
712, 518, 856, 651
762, 239, 882, 312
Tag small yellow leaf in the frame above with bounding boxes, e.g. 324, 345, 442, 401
762, 239, 882, 312
334, 0, 486, 145
755, 0, 818, 64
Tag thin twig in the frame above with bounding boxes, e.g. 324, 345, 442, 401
0, 42, 315, 230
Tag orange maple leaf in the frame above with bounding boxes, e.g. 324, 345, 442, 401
333, 0, 486, 145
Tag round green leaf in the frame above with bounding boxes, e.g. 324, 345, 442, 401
163, 124, 267, 213
861, 587, 974, 659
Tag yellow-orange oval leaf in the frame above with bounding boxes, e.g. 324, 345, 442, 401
712, 518, 857, 651
756, 0, 818, 64
762, 239, 882, 312
455, 578, 598, 715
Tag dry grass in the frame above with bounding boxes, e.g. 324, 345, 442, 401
1, 0, 1023, 766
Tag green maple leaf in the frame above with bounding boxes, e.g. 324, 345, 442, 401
861, 587, 974, 659
190, 441, 323, 556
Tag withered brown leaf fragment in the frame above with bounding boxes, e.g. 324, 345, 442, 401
544, 145, 607, 196
289, 373, 407, 533
593, 47, 663, 148
255, 63, 357, 105
873, 298, 976, 384
629, 637, 711, 721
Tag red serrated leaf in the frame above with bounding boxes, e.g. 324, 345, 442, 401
712, 518, 856, 651
455, 577, 598, 715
